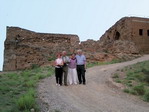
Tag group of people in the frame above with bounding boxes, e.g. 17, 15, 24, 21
54, 50, 86, 86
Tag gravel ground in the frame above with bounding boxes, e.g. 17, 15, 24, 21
37, 55, 149, 112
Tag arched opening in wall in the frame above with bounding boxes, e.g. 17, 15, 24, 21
139, 29, 143, 36
107, 36, 110, 40
114, 31, 120, 40
147, 30, 149, 36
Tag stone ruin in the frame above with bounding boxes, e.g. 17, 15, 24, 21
99, 17, 149, 55
3, 27, 80, 71
3, 17, 149, 71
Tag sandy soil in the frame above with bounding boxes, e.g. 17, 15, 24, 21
37, 55, 149, 112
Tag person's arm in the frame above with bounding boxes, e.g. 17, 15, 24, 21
84, 55, 87, 69
67, 56, 70, 63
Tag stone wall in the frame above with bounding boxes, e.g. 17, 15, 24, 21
79, 39, 115, 62
131, 17, 149, 53
3, 27, 80, 71
3, 17, 149, 71
98, 17, 149, 59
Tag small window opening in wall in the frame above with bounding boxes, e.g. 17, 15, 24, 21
147, 30, 149, 36
139, 29, 143, 36
114, 31, 120, 40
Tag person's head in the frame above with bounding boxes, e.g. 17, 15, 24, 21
62, 51, 67, 56
56, 53, 62, 58
71, 53, 76, 59
77, 49, 82, 55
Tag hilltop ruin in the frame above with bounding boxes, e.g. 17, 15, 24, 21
3, 17, 149, 71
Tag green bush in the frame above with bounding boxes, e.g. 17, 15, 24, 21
115, 79, 122, 83
86, 59, 124, 68
86, 62, 99, 68
28, 88, 36, 97
22, 70, 31, 77
126, 83, 133, 87
112, 73, 119, 78
37, 74, 46, 79
145, 75, 149, 83
129, 90, 138, 95
133, 84, 145, 95
31, 64, 39, 69
7, 73, 18, 79
24, 80, 36, 87
128, 80, 132, 83
143, 89, 149, 102
17, 93, 35, 111
126, 71, 134, 77
125, 77, 135, 80
135, 73, 145, 82
142, 68, 149, 75
123, 89, 130, 93
110, 59, 122, 64
141, 68, 149, 83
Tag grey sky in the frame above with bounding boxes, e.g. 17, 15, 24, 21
0, 0, 149, 70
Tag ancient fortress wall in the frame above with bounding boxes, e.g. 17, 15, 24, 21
3, 27, 80, 71
3, 17, 149, 71
131, 17, 149, 53
99, 17, 149, 56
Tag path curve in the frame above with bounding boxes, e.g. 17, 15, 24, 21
37, 55, 149, 112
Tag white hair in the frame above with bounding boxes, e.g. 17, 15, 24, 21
77, 49, 82, 53
62, 51, 66, 53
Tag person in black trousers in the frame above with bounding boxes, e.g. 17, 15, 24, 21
54, 53, 64, 86
76, 50, 86, 85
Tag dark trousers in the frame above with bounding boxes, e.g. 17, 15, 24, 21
77, 65, 86, 84
55, 67, 63, 85
62, 66, 68, 85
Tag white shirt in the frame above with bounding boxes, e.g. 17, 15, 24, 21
55, 58, 63, 68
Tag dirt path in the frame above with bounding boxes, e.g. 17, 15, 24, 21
37, 55, 149, 112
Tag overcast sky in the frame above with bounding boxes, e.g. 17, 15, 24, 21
0, 0, 149, 71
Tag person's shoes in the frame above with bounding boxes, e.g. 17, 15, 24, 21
83, 82, 86, 85
64, 84, 68, 86
56, 83, 61, 86
79, 82, 82, 84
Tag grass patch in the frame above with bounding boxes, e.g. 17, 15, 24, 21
17, 91, 35, 111
133, 84, 145, 95
112, 73, 119, 78
115, 79, 122, 83
143, 89, 149, 102
123, 88, 130, 93
0, 66, 54, 112
112, 60, 149, 102
87, 59, 124, 68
